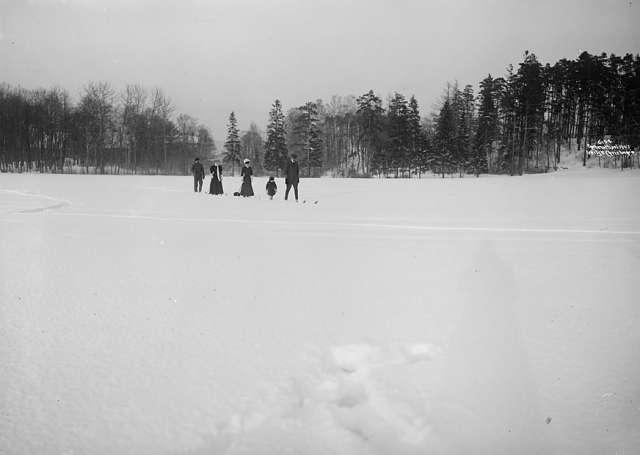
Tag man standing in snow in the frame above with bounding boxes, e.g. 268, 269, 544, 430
191, 157, 205, 192
284, 154, 300, 201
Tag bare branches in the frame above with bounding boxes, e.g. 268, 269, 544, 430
0, 82, 212, 174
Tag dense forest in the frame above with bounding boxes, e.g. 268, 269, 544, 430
2, 51, 639, 176
0, 82, 215, 174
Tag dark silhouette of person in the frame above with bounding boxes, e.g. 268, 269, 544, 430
266, 176, 277, 199
192, 158, 205, 192
209, 162, 224, 195
284, 154, 300, 201
240, 159, 254, 197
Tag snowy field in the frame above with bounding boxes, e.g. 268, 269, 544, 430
1, 170, 639, 455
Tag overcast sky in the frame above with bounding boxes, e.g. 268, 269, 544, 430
1, 0, 638, 139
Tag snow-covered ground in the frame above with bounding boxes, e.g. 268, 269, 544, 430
1, 170, 639, 455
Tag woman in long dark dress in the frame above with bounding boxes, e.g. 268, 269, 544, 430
209, 163, 224, 195
240, 159, 254, 197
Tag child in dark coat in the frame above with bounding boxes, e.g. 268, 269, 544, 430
266, 176, 277, 199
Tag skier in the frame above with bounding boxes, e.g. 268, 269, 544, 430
284, 153, 300, 201
209, 162, 224, 195
191, 157, 205, 192
240, 159, 254, 197
266, 176, 277, 199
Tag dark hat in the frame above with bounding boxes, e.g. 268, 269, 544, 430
291, 154, 297, 159
194, 157, 200, 161
269, 176, 275, 181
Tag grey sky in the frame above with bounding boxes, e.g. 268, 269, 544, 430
1, 0, 638, 139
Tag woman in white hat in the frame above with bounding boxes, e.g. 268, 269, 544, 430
240, 158, 254, 197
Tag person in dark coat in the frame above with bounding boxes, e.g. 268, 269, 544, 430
240, 159, 254, 197
191, 158, 205, 192
266, 176, 277, 199
209, 162, 224, 195
284, 154, 300, 201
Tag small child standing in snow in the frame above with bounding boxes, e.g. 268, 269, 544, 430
266, 176, 277, 199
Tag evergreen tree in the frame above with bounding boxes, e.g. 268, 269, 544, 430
434, 83, 469, 176
285, 108, 304, 157
420, 121, 435, 175
435, 95, 456, 177
407, 95, 427, 175
459, 85, 476, 175
2, 49, 639, 176
474, 75, 498, 174
223, 111, 241, 175
386, 92, 410, 176
499, 65, 518, 174
514, 51, 545, 173
545, 61, 567, 167
263, 99, 288, 174
356, 90, 386, 175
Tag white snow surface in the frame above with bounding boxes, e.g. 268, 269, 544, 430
1, 169, 639, 455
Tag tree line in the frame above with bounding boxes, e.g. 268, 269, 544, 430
3, 50, 639, 177
471, 51, 640, 175
0, 82, 215, 174
222, 51, 639, 177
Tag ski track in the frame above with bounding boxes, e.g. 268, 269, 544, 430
0, 189, 72, 214
3, 186, 638, 238
11, 210, 640, 237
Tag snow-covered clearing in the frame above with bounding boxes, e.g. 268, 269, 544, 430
1, 170, 639, 455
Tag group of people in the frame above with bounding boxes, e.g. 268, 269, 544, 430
191, 154, 301, 201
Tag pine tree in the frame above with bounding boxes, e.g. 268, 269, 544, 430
474, 75, 498, 174
263, 99, 288, 175
448, 84, 468, 175
435, 96, 456, 177
459, 85, 476, 175
223, 111, 241, 175
356, 90, 386, 175
387, 93, 410, 176
407, 95, 426, 175
499, 65, 518, 174
514, 51, 545, 172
